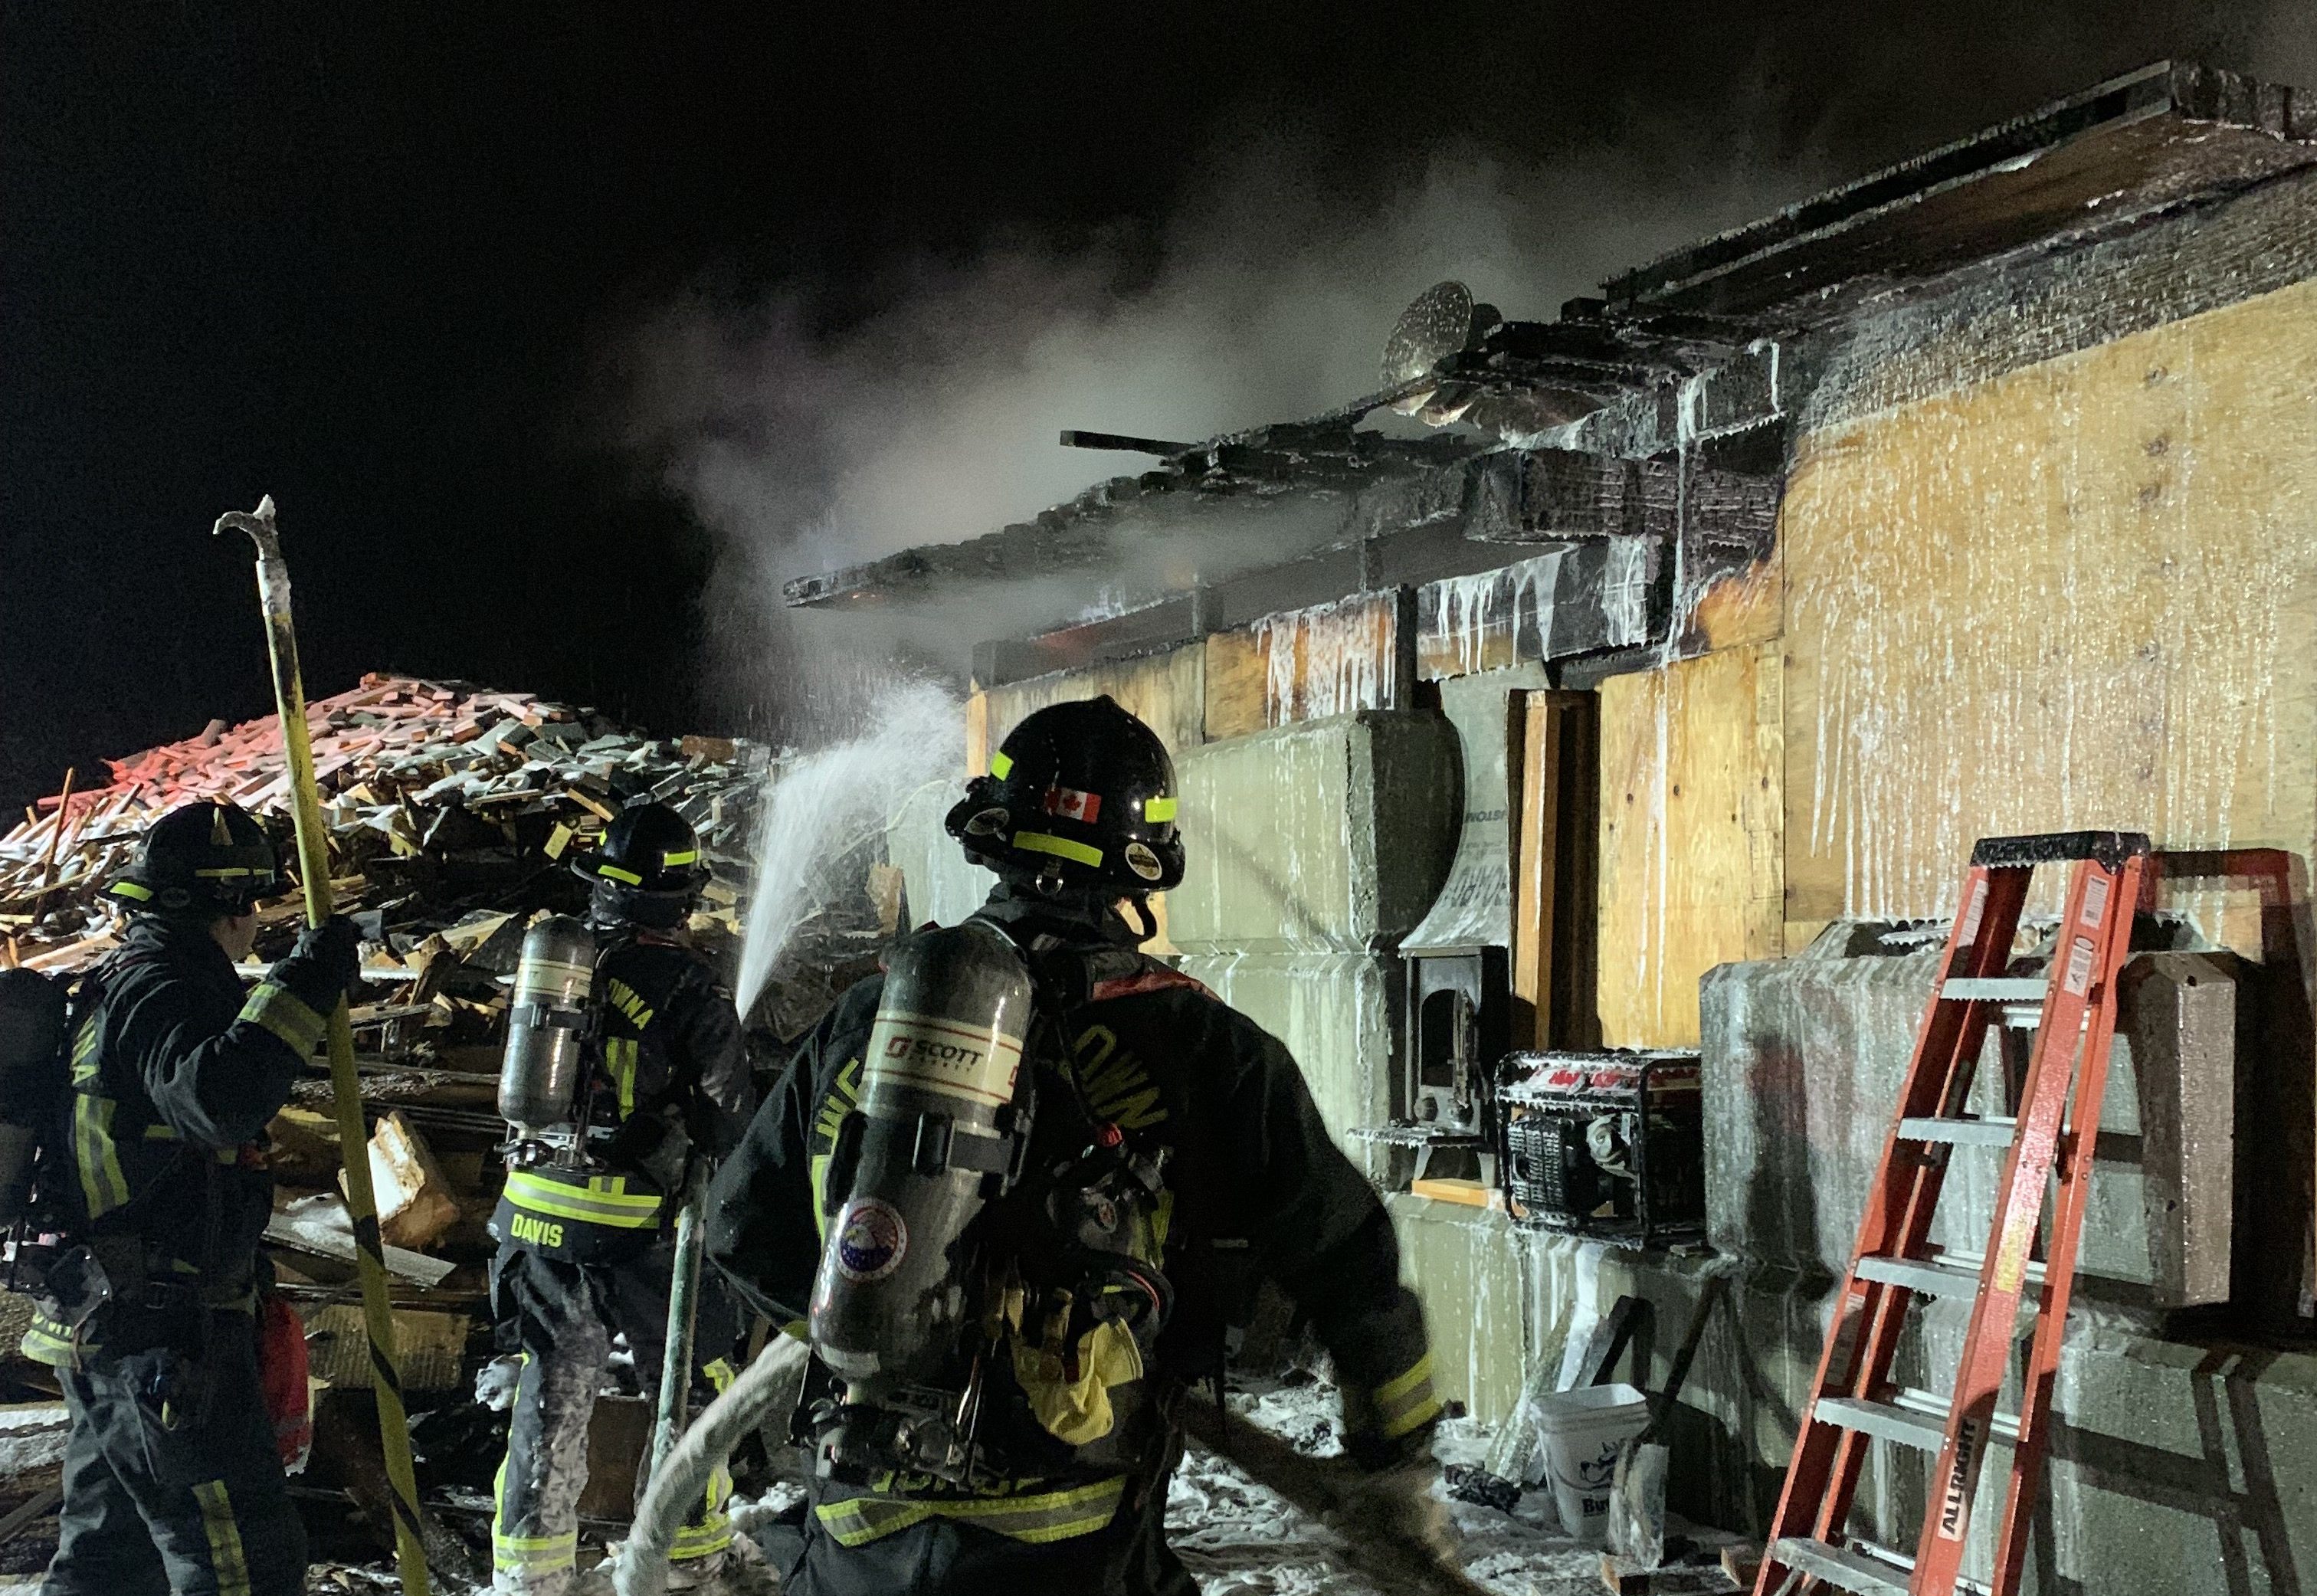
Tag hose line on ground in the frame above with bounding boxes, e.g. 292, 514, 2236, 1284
614, 1332, 814, 1596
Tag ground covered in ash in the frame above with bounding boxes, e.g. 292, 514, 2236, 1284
1170, 1378, 1608, 1596
295, 1375, 1687, 1595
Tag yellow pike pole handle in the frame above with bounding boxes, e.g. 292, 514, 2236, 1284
217, 496, 431, 1596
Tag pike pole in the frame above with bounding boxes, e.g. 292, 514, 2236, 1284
218, 496, 431, 1596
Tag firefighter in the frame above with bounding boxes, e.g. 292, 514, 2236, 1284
488, 802, 755, 1595
707, 696, 1450, 1596
32, 800, 362, 1596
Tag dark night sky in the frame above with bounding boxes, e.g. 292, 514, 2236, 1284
2, 2, 2301, 816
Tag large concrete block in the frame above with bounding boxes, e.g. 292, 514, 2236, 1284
1171, 711, 1458, 954
885, 779, 997, 929
1699, 932, 2238, 1311
1479, 1245, 2317, 1594
1385, 1195, 1531, 1425
1176, 951, 1400, 1172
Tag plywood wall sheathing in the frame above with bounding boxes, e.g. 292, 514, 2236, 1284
978, 644, 1207, 764
1204, 592, 1400, 740
1597, 644, 1784, 1047
1781, 274, 2317, 955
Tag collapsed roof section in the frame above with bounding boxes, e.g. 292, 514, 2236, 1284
784, 60, 2317, 686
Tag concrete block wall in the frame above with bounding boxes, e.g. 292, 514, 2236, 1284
1169, 710, 1458, 953
1699, 931, 2240, 1310
1170, 711, 1459, 1178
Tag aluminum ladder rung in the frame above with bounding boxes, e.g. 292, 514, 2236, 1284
1941, 977, 2047, 1001
1855, 1250, 2047, 1299
1817, 1391, 2023, 1453
1770, 1537, 1995, 1596
1899, 1114, 2018, 1146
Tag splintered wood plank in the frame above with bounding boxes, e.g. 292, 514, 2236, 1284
1596, 644, 1782, 1048
1781, 272, 2317, 954
1203, 592, 1400, 741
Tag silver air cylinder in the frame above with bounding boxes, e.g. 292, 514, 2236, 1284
498, 916, 597, 1137
810, 919, 1033, 1402
0, 971, 66, 1227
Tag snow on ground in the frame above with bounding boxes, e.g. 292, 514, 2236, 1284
1171, 1377, 1610, 1596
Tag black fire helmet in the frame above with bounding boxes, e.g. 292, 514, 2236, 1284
945, 696, 1185, 895
574, 801, 709, 928
107, 801, 281, 917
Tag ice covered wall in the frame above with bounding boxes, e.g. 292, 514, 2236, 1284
1781, 273, 2317, 950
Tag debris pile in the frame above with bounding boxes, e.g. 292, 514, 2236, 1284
0, 672, 766, 977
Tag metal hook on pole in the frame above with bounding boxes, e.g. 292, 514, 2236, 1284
216, 495, 433, 1596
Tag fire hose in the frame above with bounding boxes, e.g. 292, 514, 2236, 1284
616, 1333, 1486, 1596
616, 1330, 812, 1596
218, 496, 432, 1596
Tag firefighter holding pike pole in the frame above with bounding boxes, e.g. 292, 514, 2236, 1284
19, 800, 361, 1596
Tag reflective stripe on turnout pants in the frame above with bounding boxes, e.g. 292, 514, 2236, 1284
785, 1460, 1197, 1596
489, 1240, 739, 1593
39, 1307, 306, 1596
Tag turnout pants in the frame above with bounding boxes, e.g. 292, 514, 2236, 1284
786, 1457, 1193, 1596
39, 1308, 306, 1596
490, 1243, 739, 1594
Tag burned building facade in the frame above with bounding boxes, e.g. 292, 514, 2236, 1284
800, 63, 2317, 1593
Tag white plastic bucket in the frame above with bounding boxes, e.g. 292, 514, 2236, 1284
1532, 1381, 1652, 1545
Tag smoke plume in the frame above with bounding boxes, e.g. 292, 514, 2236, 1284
611, 142, 1822, 741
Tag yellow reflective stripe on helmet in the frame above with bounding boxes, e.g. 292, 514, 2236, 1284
1372, 1351, 1441, 1440
74, 1093, 130, 1218
1142, 797, 1178, 822
110, 880, 155, 902
814, 1476, 1127, 1547
192, 1480, 253, 1596
662, 848, 698, 867
1012, 831, 1101, 868
595, 862, 644, 885
240, 981, 328, 1058
989, 751, 1013, 779
191, 867, 259, 879
504, 1168, 664, 1228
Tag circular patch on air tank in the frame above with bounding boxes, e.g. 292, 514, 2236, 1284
1122, 842, 1164, 882
965, 806, 1011, 837
832, 1198, 908, 1283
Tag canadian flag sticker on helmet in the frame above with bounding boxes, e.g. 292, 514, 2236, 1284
1122, 841, 1164, 882
1043, 786, 1101, 824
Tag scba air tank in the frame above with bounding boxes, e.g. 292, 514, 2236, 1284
498, 916, 598, 1138
810, 918, 1034, 1402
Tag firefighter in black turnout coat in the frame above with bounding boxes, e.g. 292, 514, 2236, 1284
31, 801, 363, 1596
707, 697, 1447, 1596
487, 804, 756, 1595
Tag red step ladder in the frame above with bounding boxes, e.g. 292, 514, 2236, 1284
1755, 831, 2151, 1596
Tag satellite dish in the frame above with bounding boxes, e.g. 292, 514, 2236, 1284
1381, 281, 1505, 418
1382, 281, 1474, 390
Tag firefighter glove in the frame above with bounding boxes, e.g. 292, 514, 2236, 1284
274, 915, 363, 1012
